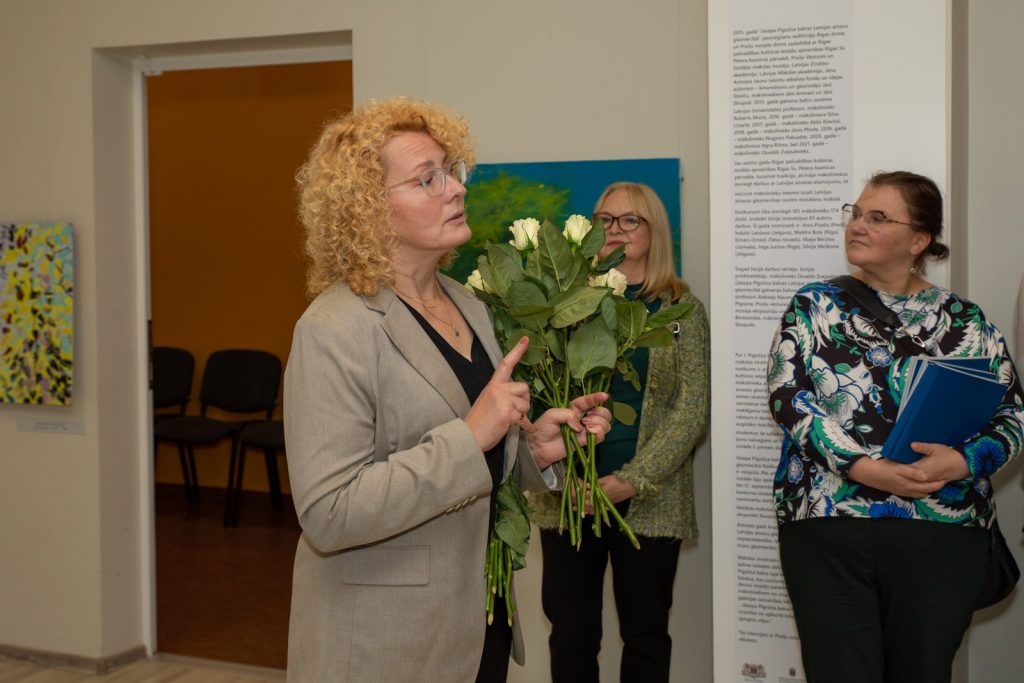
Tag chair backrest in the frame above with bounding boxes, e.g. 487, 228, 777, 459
199, 349, 282, 416
152, 346, 195, 412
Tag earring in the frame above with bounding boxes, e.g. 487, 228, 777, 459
909, 265, 918, 275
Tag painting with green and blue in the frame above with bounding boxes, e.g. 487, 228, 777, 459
451, 158, 682, 282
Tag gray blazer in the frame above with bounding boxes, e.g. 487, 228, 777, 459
283, 275, 558, 682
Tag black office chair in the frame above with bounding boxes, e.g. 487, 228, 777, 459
229, 418, 286, 526
152, 346, 195, 419
154, 349, 282, 524
151, 346, 196, 494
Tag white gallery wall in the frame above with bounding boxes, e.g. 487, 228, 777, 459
0, 0, 1020, 681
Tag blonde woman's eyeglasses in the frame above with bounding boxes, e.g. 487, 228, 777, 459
592, 212, 647, 232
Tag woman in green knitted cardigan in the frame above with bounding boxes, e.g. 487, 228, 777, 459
531, 181, 710, 682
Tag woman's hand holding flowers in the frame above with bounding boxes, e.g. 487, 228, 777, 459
527, 392, 612, 469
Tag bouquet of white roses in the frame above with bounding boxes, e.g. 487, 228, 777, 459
467, 214, 693, 624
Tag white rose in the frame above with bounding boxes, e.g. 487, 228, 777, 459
562, 214, 593, 245
606, 268, 629, 296
465, 268, 492, 293
508, 218, 541, 251
588, 268, 629, 296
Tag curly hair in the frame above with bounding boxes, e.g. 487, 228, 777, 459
296, 97, 477, 297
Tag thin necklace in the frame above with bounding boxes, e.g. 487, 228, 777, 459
394, 279, 461, 338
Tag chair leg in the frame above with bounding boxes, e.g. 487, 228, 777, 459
186, 446, 200, 501
224, 437, 241, 527
265, 448, 283, 510
231, 444, 249, 526
177, 443, 195, 502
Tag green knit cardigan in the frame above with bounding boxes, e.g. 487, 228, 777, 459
529, 291, 710, 540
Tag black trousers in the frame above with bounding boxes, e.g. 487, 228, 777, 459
475, 597, 511, 683
540, 507, 682, 683
779, 517, 989, 683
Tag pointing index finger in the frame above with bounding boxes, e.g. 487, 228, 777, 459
491, 336, 529, 384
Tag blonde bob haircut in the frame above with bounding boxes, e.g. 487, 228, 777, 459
296, 97, 477, 297
593, 182, 689, 301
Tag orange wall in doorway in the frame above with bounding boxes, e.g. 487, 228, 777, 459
148, 60, 353, 494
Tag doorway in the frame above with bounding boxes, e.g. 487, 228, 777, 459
147, 59, 352, 668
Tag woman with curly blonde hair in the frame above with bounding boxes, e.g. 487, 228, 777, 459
284, 97, 613, 682
298, 98, 476, 297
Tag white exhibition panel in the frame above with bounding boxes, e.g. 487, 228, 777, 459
709, 1, 949, 680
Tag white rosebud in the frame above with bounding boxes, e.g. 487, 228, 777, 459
606, 268, 629, 296
588, 268, 629, 296
562, 214, 593, 245
508, 218, 541, 251
465, 268, 493, 294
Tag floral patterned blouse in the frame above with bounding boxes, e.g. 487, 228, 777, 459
767, 280, 1024, 528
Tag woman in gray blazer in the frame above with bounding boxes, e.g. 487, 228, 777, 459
285, 97, 612, 682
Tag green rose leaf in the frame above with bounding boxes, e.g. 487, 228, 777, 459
480, 243, 524, 296
549, 286, 609, 329
646, 301, 693, 328
616, 356, 642, 391
494, 479, 532, 560
635, 326, 673, 348
537, 220, 576, 290
511, 328, 548, 365
507, 278, 547, 307
507, 280, 553, 331
615, 301, 648, 344
511, 305, 554, 331
530, 376, 549, 398
612, 400, 637, 426
578, 219, 606, 260
565, 257, 590, 291
599, 295, 618, 331
545, 327, 566, 362
522, 271, 554, 299
592, 244, 626, 273
524, 250, 554, 291
491, 308, 518, 346
478, 260, 508, 299
468, 287, 506, 309
494, 513, 530, 559
566, 317, 617, 379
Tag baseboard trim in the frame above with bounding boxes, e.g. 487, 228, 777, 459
0, 643, 147, 674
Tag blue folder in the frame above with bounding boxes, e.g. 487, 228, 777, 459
882, 356, 1006, 464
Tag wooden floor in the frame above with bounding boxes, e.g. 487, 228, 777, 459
154, 484, 300, 670
0, 654, 285, 682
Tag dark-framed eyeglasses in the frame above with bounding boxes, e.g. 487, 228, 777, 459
592, 212, 647, 232
841, 203, 913, 230
387, 159, 467, 198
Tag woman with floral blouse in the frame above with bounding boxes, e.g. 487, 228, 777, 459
767, 171, 1024, 683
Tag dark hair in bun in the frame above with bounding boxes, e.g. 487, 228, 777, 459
867, 170, 949, 274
